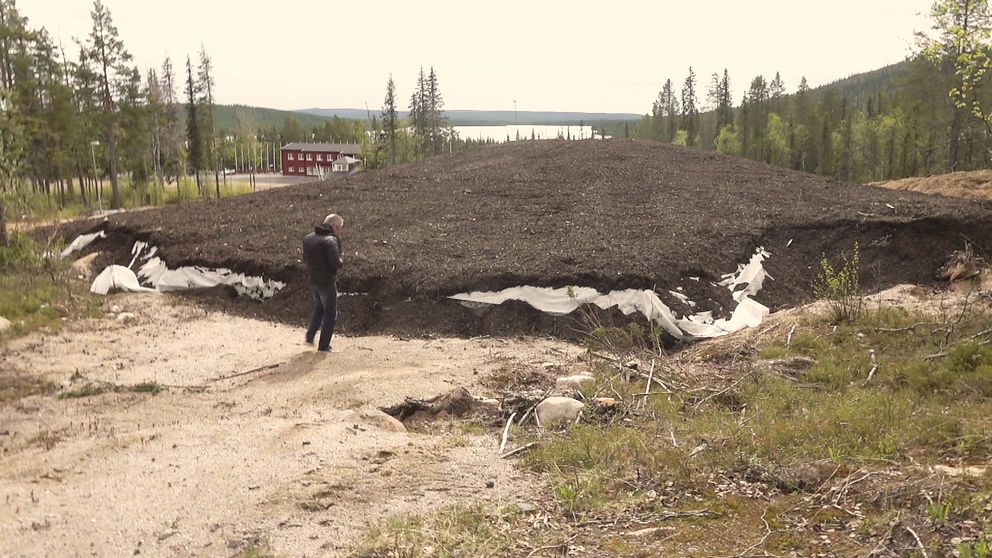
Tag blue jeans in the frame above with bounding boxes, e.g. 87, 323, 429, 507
306, 284, 338, 350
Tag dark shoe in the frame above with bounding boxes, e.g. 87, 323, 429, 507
317, 347, 339, 353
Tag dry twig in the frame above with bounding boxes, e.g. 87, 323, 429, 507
499, 412, 517, 454
501, 442, 539, 459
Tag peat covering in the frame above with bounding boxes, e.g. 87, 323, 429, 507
67, 140, 992, 335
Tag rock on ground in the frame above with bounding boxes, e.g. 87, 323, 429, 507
536, 396, 585, 427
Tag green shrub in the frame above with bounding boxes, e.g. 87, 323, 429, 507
813, 242, 863, 322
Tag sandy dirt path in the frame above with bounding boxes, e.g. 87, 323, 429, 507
0, 294, 582, 557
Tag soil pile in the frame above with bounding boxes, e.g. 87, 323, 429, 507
871, 169, 992, 201
69, 140, 992, 333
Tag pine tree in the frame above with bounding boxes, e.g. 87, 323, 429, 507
409, 67, 426, 155
83, 0, 132, 210
159, 57, 182, 188
197, 45, 219, 197
658, 79, 678, 143
746, 75, 769, 160
145, 68, 164, 189
718, 69, 733, 130
681, 67, 698, 147
769, 71, 786, 114
184, 56, 202, 193
426, 67, 448, 155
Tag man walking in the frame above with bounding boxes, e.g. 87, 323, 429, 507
303, 213, 344, 352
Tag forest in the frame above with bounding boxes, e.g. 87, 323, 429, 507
628, 2, 992, 185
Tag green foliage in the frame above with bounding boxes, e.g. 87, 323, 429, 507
0, 232, 94, 337
715, 124, 741, 155
0, 232, 41, 272
928, 500, 953, 524
0, 374, 55, 403
59, 384, 106, 399
356, 503, 514, 557
525, 304, 992, 524
959, 539, 991, 558
58, 381, 165, 399
812, 242, 863, 322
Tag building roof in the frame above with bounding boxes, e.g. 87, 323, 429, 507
334, 156, 360, 165
281, 142, 360, 154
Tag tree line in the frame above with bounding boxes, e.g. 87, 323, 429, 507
363, 66, 459, 168
632, 0, 992, 184
0, 0, 363, 240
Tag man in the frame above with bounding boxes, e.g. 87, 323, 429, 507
303, 213, 344, 352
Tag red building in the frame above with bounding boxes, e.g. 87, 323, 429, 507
281, 142, 361, 177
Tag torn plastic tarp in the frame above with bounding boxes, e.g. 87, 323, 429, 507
60, 231, 106, 259
448, 248, 772, 340
80, 237, 285, 301
136, 257, 285, 300
90, 265, 158, 295
719, 248, 771, 302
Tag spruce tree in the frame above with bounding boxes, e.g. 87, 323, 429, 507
382, 74, 397, 164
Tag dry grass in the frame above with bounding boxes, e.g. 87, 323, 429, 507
872, 169, 992, 201
352, 296, 992, 557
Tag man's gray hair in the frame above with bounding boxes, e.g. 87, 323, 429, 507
323, 214, 344, 227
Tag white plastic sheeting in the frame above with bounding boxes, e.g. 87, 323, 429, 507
131, 242, 285, 300
79, 236, 285, 301
60, 231, 106, 259
90, 265, 157, 295
449, 248, 772, 340
719, 248, 771, 302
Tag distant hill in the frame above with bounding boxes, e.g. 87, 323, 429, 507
188, 104, 338, 132
807, 60, 910, 101
297, 108, 643, 126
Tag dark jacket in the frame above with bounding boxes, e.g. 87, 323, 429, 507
302, 224, 343, 286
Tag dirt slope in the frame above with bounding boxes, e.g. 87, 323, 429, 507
66, 140, 992, 331
872, 169, 992, 201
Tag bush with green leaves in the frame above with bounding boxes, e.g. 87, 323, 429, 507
812, 242, 863, 322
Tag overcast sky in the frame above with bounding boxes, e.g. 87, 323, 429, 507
21, 0, 934, 114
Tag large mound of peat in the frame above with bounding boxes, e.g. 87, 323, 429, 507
76, 140, 992, 333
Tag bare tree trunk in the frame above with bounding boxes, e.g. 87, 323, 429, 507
949, 107, 962, 172
0, 197, 7, 245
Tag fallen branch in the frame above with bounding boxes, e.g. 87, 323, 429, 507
863, 349, 878, 385
691, 369, 755, 413
501, 441, 539, 459
589, 351, 619, 363
926, 326, 992, 359
524, 534, 579, 558
499, 412, 517, 454
645, 359, 656, 396
786, 323, 797, 348
874, 322, 927, 333
904, 525, 928, 558
632, 369, 673, 394
658, 509, 720, 520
